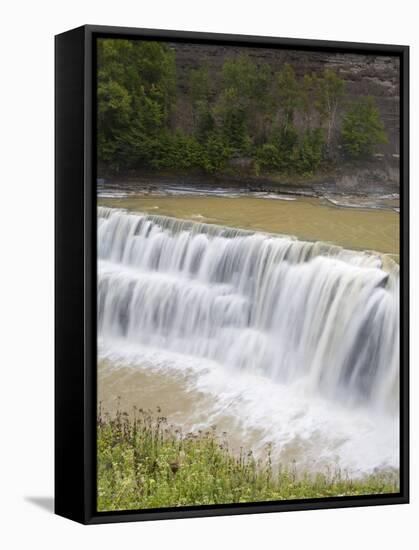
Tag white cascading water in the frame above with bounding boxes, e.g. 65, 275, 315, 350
98, 206, 400, 473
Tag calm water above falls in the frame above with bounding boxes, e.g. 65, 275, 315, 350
98, 192, 399, 257
97, 206, 399, 474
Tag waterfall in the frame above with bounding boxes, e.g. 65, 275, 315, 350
98, 206, 399, 414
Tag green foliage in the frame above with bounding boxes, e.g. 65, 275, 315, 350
189, 66, 212, 103
97, 40, 387, 177
317, 69, 345, 119
341, 97, 388, 159
216, 56, 269, 152
189, 67, 214, 142
132, 41, 176, 109
274, 125, 299, 166
316, 69, 345, 149
195, 103, 215, 143
256, 125, 298, 172
299, 73, 321, 129
216, 91, 246, 152
256, 143, 283, 171
257, 127, 325, 175
297, 128, 326, 174
97, 80, 131, 162
257, 66, 334, 174
97, 39, 176, 170
147, 131, 202, 170
202, 131, 232, 173
276, 63, 300, 127
222, 55, 268, 100
97, 408, 399, 511
218, 93, 250, 151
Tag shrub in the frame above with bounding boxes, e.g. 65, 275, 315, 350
97, 406, 400, 511
341, 97, 388, 159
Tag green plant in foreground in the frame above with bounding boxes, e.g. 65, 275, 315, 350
97, 406, 399, 512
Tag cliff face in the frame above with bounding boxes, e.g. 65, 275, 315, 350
168, 42, 400, 157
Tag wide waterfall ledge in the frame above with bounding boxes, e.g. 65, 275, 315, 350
97, 206, 399, 474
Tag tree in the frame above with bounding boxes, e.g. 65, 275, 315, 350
189, 66, 211, 103
202, 131, 232, 173
317, 69, 345, 152
131, 41, 176, 117
222, 56, 264, 99
216, 88, 250, 150
216, 56, 268, 152
189, 67, 214, 142
275, 64, 300, 130
97, 80, 131, 163
341, 97, 388, 159
297, 128, 326, 174
256, 125, 299, 173
299, 73, 321, 130
97, 39, 176, 169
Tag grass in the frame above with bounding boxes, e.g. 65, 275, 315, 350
97, 405, 399, 511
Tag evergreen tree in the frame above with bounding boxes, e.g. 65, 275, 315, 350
189, 67, 214, 142
97, 39, 176, 169
216, 56, 268, 152
341, 97, 388, 159
276, 64, 299, 130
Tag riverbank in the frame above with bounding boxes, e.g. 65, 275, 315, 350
97, 407, 399, 511
98, 158, 399, 199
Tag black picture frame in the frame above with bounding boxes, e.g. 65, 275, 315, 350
55, 24, 409, 525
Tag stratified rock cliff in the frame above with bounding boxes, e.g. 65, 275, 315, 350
169, 42, 400, 156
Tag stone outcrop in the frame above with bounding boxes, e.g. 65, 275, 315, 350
169, 42, 400, 157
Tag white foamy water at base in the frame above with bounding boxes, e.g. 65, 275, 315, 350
97, 206, 399, 476
99, 340, 398, 476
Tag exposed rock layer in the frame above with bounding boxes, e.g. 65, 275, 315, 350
169, 42, 400, 156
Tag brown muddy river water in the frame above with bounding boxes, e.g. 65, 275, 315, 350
97, 191, 400, 476
98, 194, 399, 257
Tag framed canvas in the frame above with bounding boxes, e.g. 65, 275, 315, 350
55, 25, 409, 524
